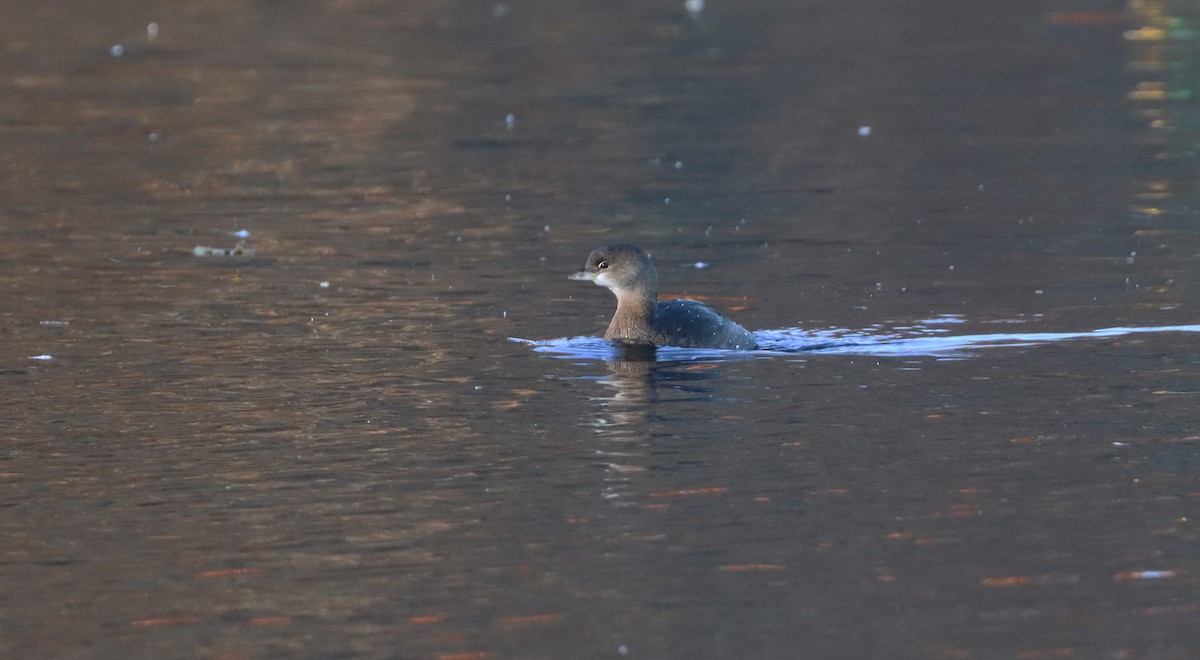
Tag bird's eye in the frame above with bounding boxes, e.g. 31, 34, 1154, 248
597, 260, 609, 269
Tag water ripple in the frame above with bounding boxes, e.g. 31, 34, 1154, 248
513, 322, 1200, 361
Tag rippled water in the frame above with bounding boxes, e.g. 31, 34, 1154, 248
4, 0, 1200, 658
522, 321, 1200, 358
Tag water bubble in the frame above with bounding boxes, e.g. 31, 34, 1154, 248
148, 132, 160, 142
685, 0, 704, 13
319, 281, 330, 288
505, 113, 516, 130
147, 22, 159, 41
857, 125, 871, 137
693, 261, 708, 269
109, 44, 125, 58
232, 229, 251, 238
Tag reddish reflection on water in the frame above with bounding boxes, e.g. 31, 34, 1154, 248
3, 0, 1200, 658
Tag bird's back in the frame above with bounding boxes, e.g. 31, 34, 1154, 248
653, 299, 758, 350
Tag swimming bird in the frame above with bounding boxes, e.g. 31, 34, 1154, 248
569, 244, 758, 350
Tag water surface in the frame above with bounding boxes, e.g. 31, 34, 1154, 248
3, 0, 1200, 658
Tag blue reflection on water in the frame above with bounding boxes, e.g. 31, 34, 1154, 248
512, 322, 1200, 361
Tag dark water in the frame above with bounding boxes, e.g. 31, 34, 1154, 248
3, 0, 1200, 658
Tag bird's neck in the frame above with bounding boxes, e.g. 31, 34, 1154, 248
605, 287, 658, 342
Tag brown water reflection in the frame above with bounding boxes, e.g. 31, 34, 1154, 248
3, 0, 1200, 658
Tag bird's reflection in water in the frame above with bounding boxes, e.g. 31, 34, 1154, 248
588, 343, 728, 503
598, 343, 659, 400
599, 343, 729, 398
